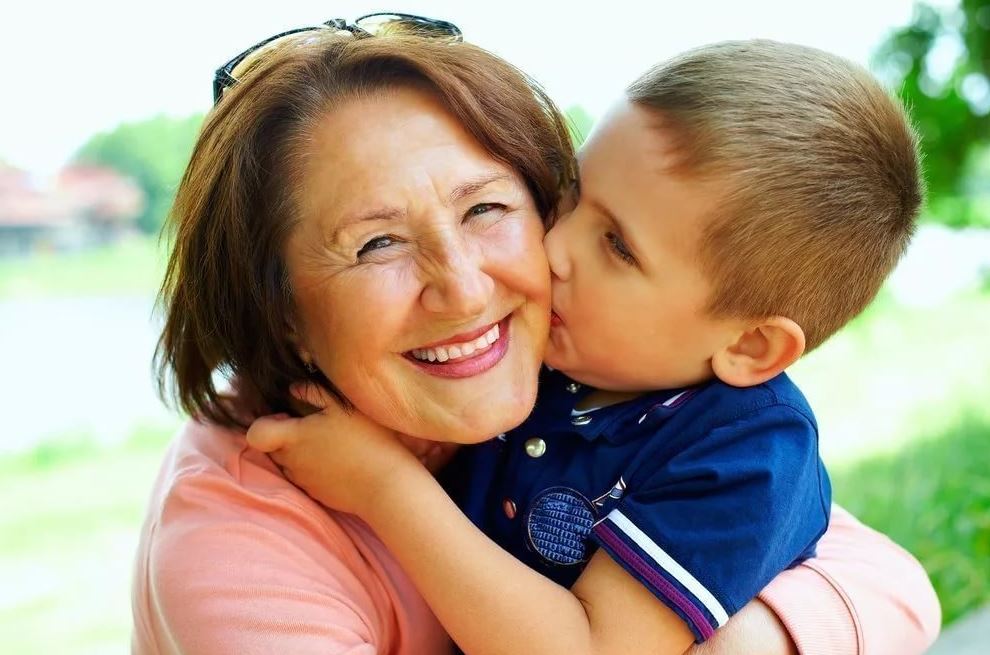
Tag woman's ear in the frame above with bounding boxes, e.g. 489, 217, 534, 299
711, 317, 805, 388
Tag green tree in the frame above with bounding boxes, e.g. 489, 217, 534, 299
873, 0, 990, 227
565, 105, 596, 148
75, 114, 204, 234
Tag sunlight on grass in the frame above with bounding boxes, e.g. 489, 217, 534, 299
0, 426, 174, 655
0, 236, 166, 298
833, 409, 990, 625
791, 290, 990, 465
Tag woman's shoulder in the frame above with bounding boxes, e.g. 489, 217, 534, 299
143, 418, 380, 576
133, 419, 449, 655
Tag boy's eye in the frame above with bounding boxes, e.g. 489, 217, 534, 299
605, 231, 636, 266
356, 235, 396, 258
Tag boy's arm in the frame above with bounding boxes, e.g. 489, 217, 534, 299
248, 400, 695, 655
369, 461, 696, 655
247, 392, 826, 655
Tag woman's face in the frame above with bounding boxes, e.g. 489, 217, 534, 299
284, 86, 551, 444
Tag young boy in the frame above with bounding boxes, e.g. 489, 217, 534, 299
249, 40, 922, 654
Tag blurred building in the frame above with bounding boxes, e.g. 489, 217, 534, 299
0, 164, 144, 256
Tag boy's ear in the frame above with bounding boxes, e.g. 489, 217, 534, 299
711, 317, 805, 388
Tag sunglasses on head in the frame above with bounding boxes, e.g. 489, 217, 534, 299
213, 12, 463, 105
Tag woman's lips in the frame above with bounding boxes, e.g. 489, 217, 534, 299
550, 310, 564, 327
405, 316, 511, 379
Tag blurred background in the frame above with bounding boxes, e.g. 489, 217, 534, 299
1, 1, 987, 652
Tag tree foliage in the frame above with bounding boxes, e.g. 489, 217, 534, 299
565, 105, 595, 148
873, 0, 990, 227
75, 114, 203, 234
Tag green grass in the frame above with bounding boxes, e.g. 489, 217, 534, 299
0, 236, 166, 298
833, 408, 990, 625
0, 425, 175, 655
790, 290, 990, 465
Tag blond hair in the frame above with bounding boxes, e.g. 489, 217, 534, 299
628, 40, 923, 350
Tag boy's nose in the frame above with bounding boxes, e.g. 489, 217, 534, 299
543, 216, 572, 282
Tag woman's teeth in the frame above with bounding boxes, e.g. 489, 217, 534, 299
411, 324, 500, 363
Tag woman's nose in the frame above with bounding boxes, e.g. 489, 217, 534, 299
420, 240, 495, 317
543, 214, 572, 282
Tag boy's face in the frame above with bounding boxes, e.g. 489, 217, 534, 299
543, 100, 740, 392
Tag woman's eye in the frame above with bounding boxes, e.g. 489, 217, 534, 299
465, 203, 504, 220
605, 231, 636, 266
356, 235, 396, 258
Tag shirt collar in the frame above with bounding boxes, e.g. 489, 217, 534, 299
537, 370, 701, 444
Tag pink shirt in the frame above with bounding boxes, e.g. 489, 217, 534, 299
132, 420, 940, 655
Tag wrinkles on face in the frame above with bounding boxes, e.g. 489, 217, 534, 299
282, 87, 551, 442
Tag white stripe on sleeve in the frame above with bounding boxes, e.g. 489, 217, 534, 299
607, 509, 730, 626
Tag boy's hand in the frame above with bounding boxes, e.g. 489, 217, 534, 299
246, 383, 441, 516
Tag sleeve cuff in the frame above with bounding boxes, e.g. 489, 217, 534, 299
593, 510, 727, 643
758, 559, 862, 655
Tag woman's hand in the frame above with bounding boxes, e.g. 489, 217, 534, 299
246, 383, 449, 515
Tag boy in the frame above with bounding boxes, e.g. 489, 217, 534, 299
249, 40, 922, 654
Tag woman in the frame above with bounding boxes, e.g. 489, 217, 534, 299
133, 19, 940, 655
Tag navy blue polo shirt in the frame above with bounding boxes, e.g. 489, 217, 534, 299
446, 367, 831, 643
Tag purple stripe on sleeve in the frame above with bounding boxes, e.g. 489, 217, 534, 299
594, 522, 715, 641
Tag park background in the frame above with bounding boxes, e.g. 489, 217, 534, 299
0, 1, 988, 652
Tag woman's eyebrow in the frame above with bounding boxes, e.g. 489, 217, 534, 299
331, 173, 510, 242
448, 173, 511, 204
331, 207, 404, 244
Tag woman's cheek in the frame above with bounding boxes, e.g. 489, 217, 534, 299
487, 214, 551, 289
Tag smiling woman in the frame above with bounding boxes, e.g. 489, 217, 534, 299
284, 86, 551, 443
138, 25, 575, 655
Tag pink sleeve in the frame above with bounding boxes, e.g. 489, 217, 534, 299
133, 480, 384, 654
759, 504, 941, 655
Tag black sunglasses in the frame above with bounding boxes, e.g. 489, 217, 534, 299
212, 13, 463, 105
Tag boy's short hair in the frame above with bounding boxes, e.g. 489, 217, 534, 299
628, 39, 923, 351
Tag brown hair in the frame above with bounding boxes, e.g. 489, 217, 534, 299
156, 31, 576, 426
627, 40, 923, 350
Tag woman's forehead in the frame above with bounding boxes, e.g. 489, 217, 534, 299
298, 88, 523, 222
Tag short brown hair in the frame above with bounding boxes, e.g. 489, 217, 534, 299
628, 40, 923, 350
156, 31, 576, 426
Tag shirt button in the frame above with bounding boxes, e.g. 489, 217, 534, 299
571, 414, 593, 426
566, 382, 581, 394
524, 437, 547, 458
503, 498, 517, 519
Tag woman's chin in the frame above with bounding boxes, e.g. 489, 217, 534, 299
421, 385, 539, 444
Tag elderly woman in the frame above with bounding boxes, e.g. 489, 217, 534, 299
132, 16, 940, 655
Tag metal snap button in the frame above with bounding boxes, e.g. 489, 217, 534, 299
503, 498, 517, 519
565, 382, 581, 394
571, 414, 593, 426
524, 437, 547, 458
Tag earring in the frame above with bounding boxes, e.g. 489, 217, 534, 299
304, 361, 317, 373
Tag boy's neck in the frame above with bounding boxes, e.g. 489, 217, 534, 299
575, 388, 645, 412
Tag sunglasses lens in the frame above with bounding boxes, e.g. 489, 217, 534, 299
354, 14, 461, 40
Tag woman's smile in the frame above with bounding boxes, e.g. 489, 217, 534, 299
406, 315, 511, 378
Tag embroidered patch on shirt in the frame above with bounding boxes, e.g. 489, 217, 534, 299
525, 487, 597, 565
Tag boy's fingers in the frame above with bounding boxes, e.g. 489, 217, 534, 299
289, 382, 336, 411
245, 413, 296, 453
